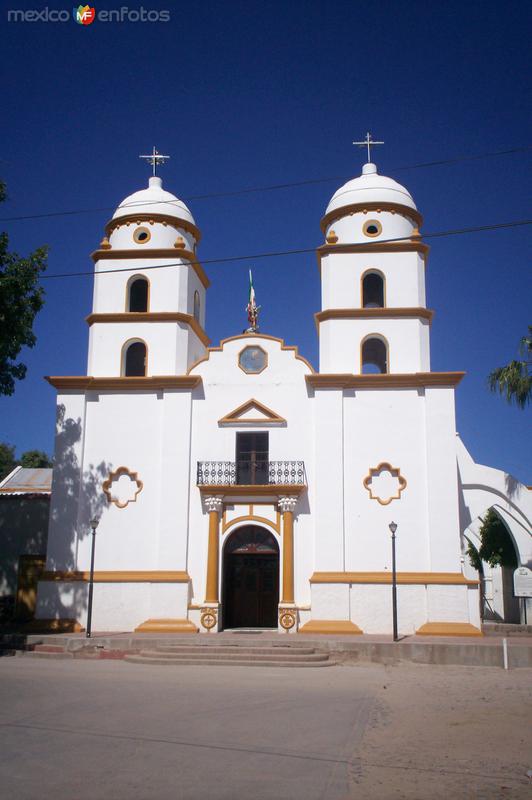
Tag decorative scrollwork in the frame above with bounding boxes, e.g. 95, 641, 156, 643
200, 607, 217, 630
197, 460, 305, 486
279, 608, 296, 631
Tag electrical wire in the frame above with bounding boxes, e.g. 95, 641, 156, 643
39, 218, 532, 281
1, 146, 530, 223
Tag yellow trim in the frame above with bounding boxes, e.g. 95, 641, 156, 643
310, 572, 479, 586
416, 622, 483, 637
218, 398, 286, 426
45, 375, 202, 390
133, 226, 151, 245
126, 274, 150, 312
92, 247, 210, 289
188, 333, 315, 374
198, 484, 306, 497
102, 466, 143, 509
134, 618, 198, 633
86, 312, 210, 348
281, 507, 294, 604
315, 307, 433, 327
205, 507, 221, 603
41, 570, 191, 583
305, 372, 465, 389
106, 212, 202, 243
237, 344, 269, 375
299, 620, 363, 635
362, 219, 382, 238
222, 504, 281, 534
321, 201, 423, 232
363, 461, 406, 505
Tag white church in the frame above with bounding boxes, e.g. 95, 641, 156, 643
35, 145, 531, 635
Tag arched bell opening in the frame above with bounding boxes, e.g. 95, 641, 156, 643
361, 335, 389, 374
122, 339, 148, 377
222, 525, 279, 630
126, 275, 149, 312
362, 270, 385, 308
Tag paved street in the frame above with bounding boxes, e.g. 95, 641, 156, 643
0, 657, 530, 799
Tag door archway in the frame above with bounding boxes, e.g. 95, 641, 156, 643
222, 525, 279, 629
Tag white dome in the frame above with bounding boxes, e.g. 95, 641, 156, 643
325, 163, 417, 216
112, 176, 196, 226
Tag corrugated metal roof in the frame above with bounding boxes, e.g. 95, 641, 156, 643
0, 466, 53, 495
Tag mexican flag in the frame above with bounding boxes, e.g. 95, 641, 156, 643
247, 269, 258, 326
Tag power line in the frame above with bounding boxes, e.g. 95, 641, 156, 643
1, 146, 531, 224
39, 218, 532, 281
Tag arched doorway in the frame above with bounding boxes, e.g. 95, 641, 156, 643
222, 525, 279, 629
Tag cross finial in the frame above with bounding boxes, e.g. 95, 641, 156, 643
139, 146, 170, 176
353, 132, 384, 164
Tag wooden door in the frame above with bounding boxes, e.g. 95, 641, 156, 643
222, 526, 279, 629
15, 554, 46, 621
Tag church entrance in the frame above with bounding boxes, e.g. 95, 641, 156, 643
222, 526, 279, 629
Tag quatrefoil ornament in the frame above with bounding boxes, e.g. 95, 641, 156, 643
363, 462, 406, 506
103, 467, 143, 509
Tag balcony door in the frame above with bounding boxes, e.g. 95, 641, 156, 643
236, 432, 268, 485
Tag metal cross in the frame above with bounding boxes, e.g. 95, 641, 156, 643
139, 146, 170, 176
353, 132, 384, 163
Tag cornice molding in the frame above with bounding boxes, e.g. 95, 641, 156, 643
86, 311, 210, 347
320, 201, 423, 232
41, 570, 191, 583
91, 247, 210, 289
105, 212, 202, 243
45, 375, 202, 390
317, 240, 430, 262
306, 372, 465, 389
197, 484, 306, 497
310, 571, 479, 586
315, 307, 433, 329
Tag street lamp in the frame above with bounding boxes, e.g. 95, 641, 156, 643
86, 517, 100, 638
389, 521, 398, 641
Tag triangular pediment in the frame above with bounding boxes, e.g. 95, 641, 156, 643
218, 398, 286, 426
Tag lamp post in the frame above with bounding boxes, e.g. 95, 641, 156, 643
389, 521, 398, 641
86, 517, 99, 638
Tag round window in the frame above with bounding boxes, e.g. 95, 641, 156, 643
363, 220, 382, 238
133, 227, 151, 244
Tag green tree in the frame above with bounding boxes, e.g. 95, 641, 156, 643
488, 326, 532, 409
467, 509, 518, 571
0, 181, 47, 396
20, 449, 52, 469
0, 442, 17, 481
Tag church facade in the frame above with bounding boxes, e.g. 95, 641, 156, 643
35, 157, 531, 635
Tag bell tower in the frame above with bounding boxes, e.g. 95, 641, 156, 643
87, 150, 210, 378
316, 140, 431, 375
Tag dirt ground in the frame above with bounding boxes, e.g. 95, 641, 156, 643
348, 662, 531, 799
0, 657, 530, 799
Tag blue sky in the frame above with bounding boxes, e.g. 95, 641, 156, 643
1, 0, 531, 482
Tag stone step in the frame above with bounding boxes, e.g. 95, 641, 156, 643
138, 648, 329, 662
125, 654, 335, 668
482, 623, 532, 637
33, 644, 67, 653
155, 645, 318, 656
23, 651, 73, 659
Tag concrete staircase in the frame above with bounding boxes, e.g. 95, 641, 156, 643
124, 642, 335, 667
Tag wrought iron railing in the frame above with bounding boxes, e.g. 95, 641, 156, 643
197, 460, 306, 486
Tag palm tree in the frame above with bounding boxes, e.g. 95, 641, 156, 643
488, 326, 531, 409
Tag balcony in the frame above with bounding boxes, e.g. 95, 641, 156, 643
197, 460, 306, 496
